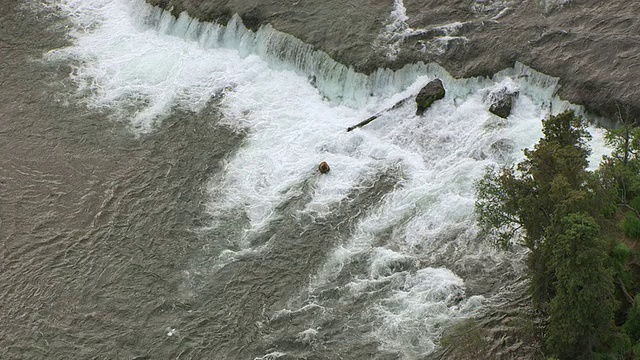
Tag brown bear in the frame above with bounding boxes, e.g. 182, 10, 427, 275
318, 161, 330, 174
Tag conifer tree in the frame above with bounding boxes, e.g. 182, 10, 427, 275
545, 214, 615, 360
475, 110, 594, 306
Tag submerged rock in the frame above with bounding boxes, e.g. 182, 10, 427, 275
415, 78, 445, 116
489, 138, 516, 162
488, 87, 519, 119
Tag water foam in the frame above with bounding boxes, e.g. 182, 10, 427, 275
44, 0, 249, 132
41, 0, 612, 356
371, 268, 482, 357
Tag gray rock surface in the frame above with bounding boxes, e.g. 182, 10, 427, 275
489, 138, 517, 162
416, 78, 446, 115
147, 0, 640, 119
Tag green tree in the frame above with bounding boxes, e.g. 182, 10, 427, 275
517, 110, 593, 245
623, 295, 640, 341
545, 214, 616, 360
475, 111, 627, 359
599, 111, 640, 235
475, 110, 592, 248
475, 110, 596, 307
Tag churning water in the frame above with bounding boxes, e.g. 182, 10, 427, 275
7, 0, 610, 358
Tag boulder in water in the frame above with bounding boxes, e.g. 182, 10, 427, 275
416, 79, 445, 116
488, 87, 519, 119
489, 138, 516, 162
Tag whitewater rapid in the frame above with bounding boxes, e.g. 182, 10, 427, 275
38, 0, 610, 357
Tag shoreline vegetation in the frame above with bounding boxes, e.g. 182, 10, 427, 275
474, 110, 640, 359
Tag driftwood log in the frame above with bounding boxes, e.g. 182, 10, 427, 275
347, 113, 382, 132
346, 96, 411, 132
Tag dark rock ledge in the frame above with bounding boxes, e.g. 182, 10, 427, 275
147, 0, 640, 121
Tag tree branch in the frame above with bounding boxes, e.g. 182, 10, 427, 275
620, 203, 640, 219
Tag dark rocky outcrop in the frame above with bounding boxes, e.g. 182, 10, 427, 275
488, 88, 519, 119
146, 0, 640, 120
415, 79, 445, 116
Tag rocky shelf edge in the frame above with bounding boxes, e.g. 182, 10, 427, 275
148, 0, 640, 121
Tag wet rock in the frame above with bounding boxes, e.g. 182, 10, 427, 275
489, 138, 516, 162
385, 258, 417, 274
488, 88, 519, 119
308, 75, 317, 87
415, 78, 445, 116
371, 255, 418, 278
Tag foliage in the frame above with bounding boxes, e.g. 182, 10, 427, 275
620, 197, 640, 240
622, 295, 640, 341
475, 110, 597, 307
517, 110, 593, 248
474, 109, 640, 359
600, 121, 640, 207
473, 110, 640, 359
611, 241, 632, 264
545, 214, 616, 359
602, 331, 633, 359
623, 212, 640, 239
475, 111, 594, 250
603, 122, 640, 168
474, 166, 524, 248
634, 343, 640, 359
611, 241, 632, 292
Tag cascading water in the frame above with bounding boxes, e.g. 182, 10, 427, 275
35, 0, 610, 358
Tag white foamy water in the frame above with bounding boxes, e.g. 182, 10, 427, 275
42, 0, 612, 357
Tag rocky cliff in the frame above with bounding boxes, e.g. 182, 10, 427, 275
147, 0, 639, 120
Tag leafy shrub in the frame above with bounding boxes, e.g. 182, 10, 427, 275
634, 342, 640, 359
612, 241, 632, 263
623, 212, 640, 239
604, 331, 632, 358
600, 202, 619, 218
623, 296, 640, 341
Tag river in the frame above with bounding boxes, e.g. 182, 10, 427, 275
0, 1, 609, 359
